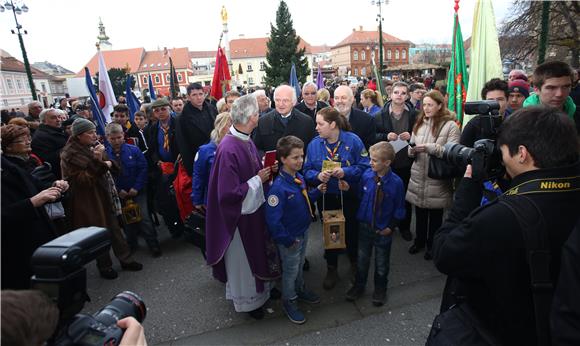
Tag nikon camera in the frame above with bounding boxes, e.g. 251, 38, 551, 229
31, 227, 146, 346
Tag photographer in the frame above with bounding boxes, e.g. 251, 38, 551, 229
432, 106, 580, 345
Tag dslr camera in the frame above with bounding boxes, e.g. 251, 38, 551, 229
440, 100, 504, 181
31, 227, 146, 346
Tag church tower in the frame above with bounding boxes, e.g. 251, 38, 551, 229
96, 18, 112, 51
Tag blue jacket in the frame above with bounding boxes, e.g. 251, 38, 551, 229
106, 143, 148, 192
357, 168, 405, 231
266, 170, 321, 247
191, 141, 217, 205
304, 130, 370, 195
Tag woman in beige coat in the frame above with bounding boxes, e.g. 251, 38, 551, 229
406, 90, 460, 260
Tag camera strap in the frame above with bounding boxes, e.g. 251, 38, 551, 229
504, 176, 580, 196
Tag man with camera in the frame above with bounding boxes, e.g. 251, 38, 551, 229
431, 106, 580, 345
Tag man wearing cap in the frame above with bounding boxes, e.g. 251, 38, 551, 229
507, 79, 529, 113
523, 61, 580, 134
31, 109, 68, 179
508, 69, 528, 82
61, 118, 143, 279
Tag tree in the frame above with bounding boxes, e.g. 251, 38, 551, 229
264, 1, 310, 88
499, 1, 579, 68
94, 67, 134, 98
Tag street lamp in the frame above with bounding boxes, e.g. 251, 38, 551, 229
371, 0, 388, 77
2, 0, 37, 100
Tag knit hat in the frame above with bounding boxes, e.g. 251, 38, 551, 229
71, 118, 96, 136
1, 124, 30, 151
508, 79, 530, 98
151, 98, 170, 108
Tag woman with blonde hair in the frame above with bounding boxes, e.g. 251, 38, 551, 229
406, 90, 460, 260
317, 88, 331, 105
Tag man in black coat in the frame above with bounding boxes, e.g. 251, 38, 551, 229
333, 85, 375, 149
294, 81, 329, 122
175, 83, 217, 176
432, 106, 580, 345
253, 85, 316, 154
31, 109, 68, 179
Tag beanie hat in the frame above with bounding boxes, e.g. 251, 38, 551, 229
71, 118, 96, 136
508, 79, 530, 98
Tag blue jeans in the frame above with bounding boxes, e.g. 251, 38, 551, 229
355, 223, 392, 291
277, 232, 308, 301
123, 188, 160, 249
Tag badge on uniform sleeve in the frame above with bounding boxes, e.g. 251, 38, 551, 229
361, 148, 369, 157
268, 195, 279, 207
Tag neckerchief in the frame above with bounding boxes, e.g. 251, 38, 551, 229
160, 121, 170, 151
324, 140, 341, 161
283, 171, 314, 218
371, 174, 384, 230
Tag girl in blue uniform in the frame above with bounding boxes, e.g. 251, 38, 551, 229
304, 107, 370, 290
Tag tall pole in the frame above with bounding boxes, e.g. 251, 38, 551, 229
378, 2, 384, 77
537, 1, 550, 65
8, 0, 36, 100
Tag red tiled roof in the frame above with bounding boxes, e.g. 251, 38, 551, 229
139, 47, 191, 72
230, 37, 312, 59
333, 30, 408, 48
310, 45, 332, 54
76, 48, 145, 77
190, 51, 216, 59
0, 56, 59, 80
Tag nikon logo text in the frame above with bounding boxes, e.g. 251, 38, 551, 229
540, 181, 571, 189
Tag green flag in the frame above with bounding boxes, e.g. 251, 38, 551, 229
464, 0, 504, 125
446, 11, 469, 126
371, 57, 386, 107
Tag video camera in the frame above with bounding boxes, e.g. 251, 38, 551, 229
440, 100, 505, 181
31, 227, 146, 346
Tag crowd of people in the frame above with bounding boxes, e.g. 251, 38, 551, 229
1, 59, 580, 345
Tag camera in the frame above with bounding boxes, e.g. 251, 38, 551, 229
31, 227, 146, 346
439, 100, 504, 180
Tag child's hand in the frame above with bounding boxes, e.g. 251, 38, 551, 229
317, 183, 327, 193
338, 180, 350, 191
271, 161, 279, 173
377, 227, 393, 236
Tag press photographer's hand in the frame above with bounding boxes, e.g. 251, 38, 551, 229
118, 317, 147, 346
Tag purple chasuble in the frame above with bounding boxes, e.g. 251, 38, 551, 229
206, 134, 281, 291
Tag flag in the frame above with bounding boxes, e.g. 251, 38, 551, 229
84, 67, 108, 140
316, 64, 324, 90
464, 0, 504, 125
148, 74, 156, 100
210, 47, 231, 101
97, 51, 117, 123
371, 57, 386, 107
289, 63, 301, 100
446, 5, 469, 126
125, 75, 141, 122
169, 57, 180, 99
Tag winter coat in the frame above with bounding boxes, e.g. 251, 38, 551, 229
406, 115, 460, 209
31, 124, 68, 179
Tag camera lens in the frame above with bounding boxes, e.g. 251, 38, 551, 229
442, 143, 474, 167
93, 291, 146, 327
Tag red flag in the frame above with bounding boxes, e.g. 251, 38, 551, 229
210, 47, 231, 101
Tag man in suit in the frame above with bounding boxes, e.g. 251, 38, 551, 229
253, 85, 316, 154
294, 82, 329, 122
333, 85, 376, 149
175, 83, 218, 176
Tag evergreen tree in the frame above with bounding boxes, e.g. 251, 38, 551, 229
264, 1, 310, 88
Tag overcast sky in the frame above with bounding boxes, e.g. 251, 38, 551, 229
0, 0, 513, 73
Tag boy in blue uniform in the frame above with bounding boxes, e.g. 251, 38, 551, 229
266, 135, 326, 324
345, 141, 405, 306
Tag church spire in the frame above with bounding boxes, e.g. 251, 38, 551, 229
96, 17, 112, 51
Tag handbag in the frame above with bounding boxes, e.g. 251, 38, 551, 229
44, 201, 66, 220
428, 156, 462, 179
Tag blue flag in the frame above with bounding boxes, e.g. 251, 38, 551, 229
125, 75, 141, 122
84, 67, 108, 140
289, 63, 301, 101
148, 74, 157, 100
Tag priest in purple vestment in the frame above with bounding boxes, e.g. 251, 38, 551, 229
206, 94, 281, 319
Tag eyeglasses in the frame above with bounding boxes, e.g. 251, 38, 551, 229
153, 107, 168, 112
303, 92, 317, 96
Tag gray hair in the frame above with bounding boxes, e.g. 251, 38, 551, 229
105, 122, 123, 136
230, 94, 258, 125
27, 101, 42, 109
39, 108, 58, 123
252, 89, 266, 98
273, 85, 297, 104
302, 81, 318, 92
216, 98, 226, 112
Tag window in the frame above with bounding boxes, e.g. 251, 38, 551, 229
154, 75, 160, 84
402, 49, 407, 59
371, 50, 376, 60
361, 67, 366, 76
3, 99, 8, 107
260, 61, 266, 71
247, 63, 253, 72
387, 49, 392, 60
24, 80, 29, 89
353, 50, 359, 61
6, 78, 14, 90
165, 74, 170, 82
41, 83, 47, 92
361, 50, 366, 61
354, 68, 358, 76
177, 73, 183, 82
261, 76, 266, 84
395, 49, 400, 60
248, 77, 254, 85
16, 79, 23, 90
143, 76, 148, 84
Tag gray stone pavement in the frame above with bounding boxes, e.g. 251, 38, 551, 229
82, 219, 445, 345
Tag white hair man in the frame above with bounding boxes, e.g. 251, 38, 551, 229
252, 89, 273, 116
294, 82, 329, 121
333, 85, 376, 149
31, 109, 68, 178
252, 85, 316, 153
24, 101, 43, 131
205, 94, 280, 320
